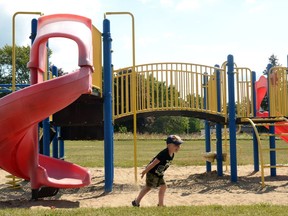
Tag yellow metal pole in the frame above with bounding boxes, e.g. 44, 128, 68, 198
10, 11, 42, 188
104, 12, 137, 183
12, 11, 42, 92
245, 118, 265, 188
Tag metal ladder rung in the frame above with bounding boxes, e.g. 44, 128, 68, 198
262, 148, 288, 151
255, 123, 288, 127
248, 117, 287, 123
260, 133, 288, 137
263, 165, 288, 168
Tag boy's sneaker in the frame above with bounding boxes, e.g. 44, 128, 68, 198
132, 200, 140, 207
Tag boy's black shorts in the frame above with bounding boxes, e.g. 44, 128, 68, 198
146, 172, 165, 188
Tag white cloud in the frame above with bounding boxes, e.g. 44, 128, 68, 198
162, 32, 176, 39
137, 0, 153, 4
176, 0, 200, 11
49, 38, 79, 72
206, 0, 222, 4
160, 0, 174, 7
137, 36, 158, 47
245, 0, 257, 4
244, 0, 270, 13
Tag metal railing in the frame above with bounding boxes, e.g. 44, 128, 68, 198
269, 67, 288, 117
113, 62, 227, 120
235, 67, 254, 118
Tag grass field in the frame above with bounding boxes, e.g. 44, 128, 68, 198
63, 134, 288, 168
2, 204, 288, 216
2, 133, 288, 215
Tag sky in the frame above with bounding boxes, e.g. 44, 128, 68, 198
1, 0, 288, 78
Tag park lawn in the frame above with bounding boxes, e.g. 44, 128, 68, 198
1, 204, 288, 216
62, 136, 288, 168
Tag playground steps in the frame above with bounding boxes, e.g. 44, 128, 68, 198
245, 117, 288, 187
52, 93, 104, 140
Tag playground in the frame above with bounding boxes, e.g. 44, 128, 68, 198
2, 9, 288, 215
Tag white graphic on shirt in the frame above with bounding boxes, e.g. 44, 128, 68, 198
155, 160, 172, 176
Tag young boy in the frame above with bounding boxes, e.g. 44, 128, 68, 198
132, 135, 183, 207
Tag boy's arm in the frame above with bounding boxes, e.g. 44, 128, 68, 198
141, 158, 160, 178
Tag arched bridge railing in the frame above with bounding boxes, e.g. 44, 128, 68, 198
113, 62, 228, 122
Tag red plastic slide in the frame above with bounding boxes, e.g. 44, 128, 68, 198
255, 75, 288, 143
0, 14, 94, 189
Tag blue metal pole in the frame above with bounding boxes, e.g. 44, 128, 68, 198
59, 137, 64, 160
267, 64, 276, 176
42, 118, 50, 156
31, 19, 37, 43
203, 72, 211, 172
227, 54, 237, 182
42, 40, 50, 156
215, 65, 223, 176
103, 18, 114, 192
252, 71, 259, 172
52, 66, 59, 158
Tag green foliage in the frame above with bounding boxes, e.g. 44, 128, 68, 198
0, 44, 31, 84
0, 44, 54, 85
262, 54, 281, 76
147, 116, 189, 134
188, 117, 201, 132
118, 125, 128, 133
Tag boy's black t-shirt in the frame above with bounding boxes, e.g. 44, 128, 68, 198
148, 148, 174, 177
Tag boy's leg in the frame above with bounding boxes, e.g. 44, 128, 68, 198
158, 184, 167, 206
135, 186, 151, 205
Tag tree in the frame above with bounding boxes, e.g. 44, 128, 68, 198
188, 117, 201, 132
0, 45, 31, 84
0, 45, 56, 98
147, 116, 189, 134
261, 54, 281, 110
262, 54, 281, 75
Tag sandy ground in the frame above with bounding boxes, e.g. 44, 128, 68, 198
1, 165, 288, 209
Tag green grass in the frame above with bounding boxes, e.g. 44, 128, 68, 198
62, 135, 288, 168
1, 204, 288, 216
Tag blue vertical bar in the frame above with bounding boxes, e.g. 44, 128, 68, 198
42, 39, 50, 156
203, 72, 211, 172
103, 19, 114, 192
215, 65, 223, 176
267, 64, 276, 176
52, 66, 59, 158
42, 119, 50, 156
252, 71, 259, 172
31, 19, 37, 43
227, 54, 237, 182
59, 137, 64, 160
